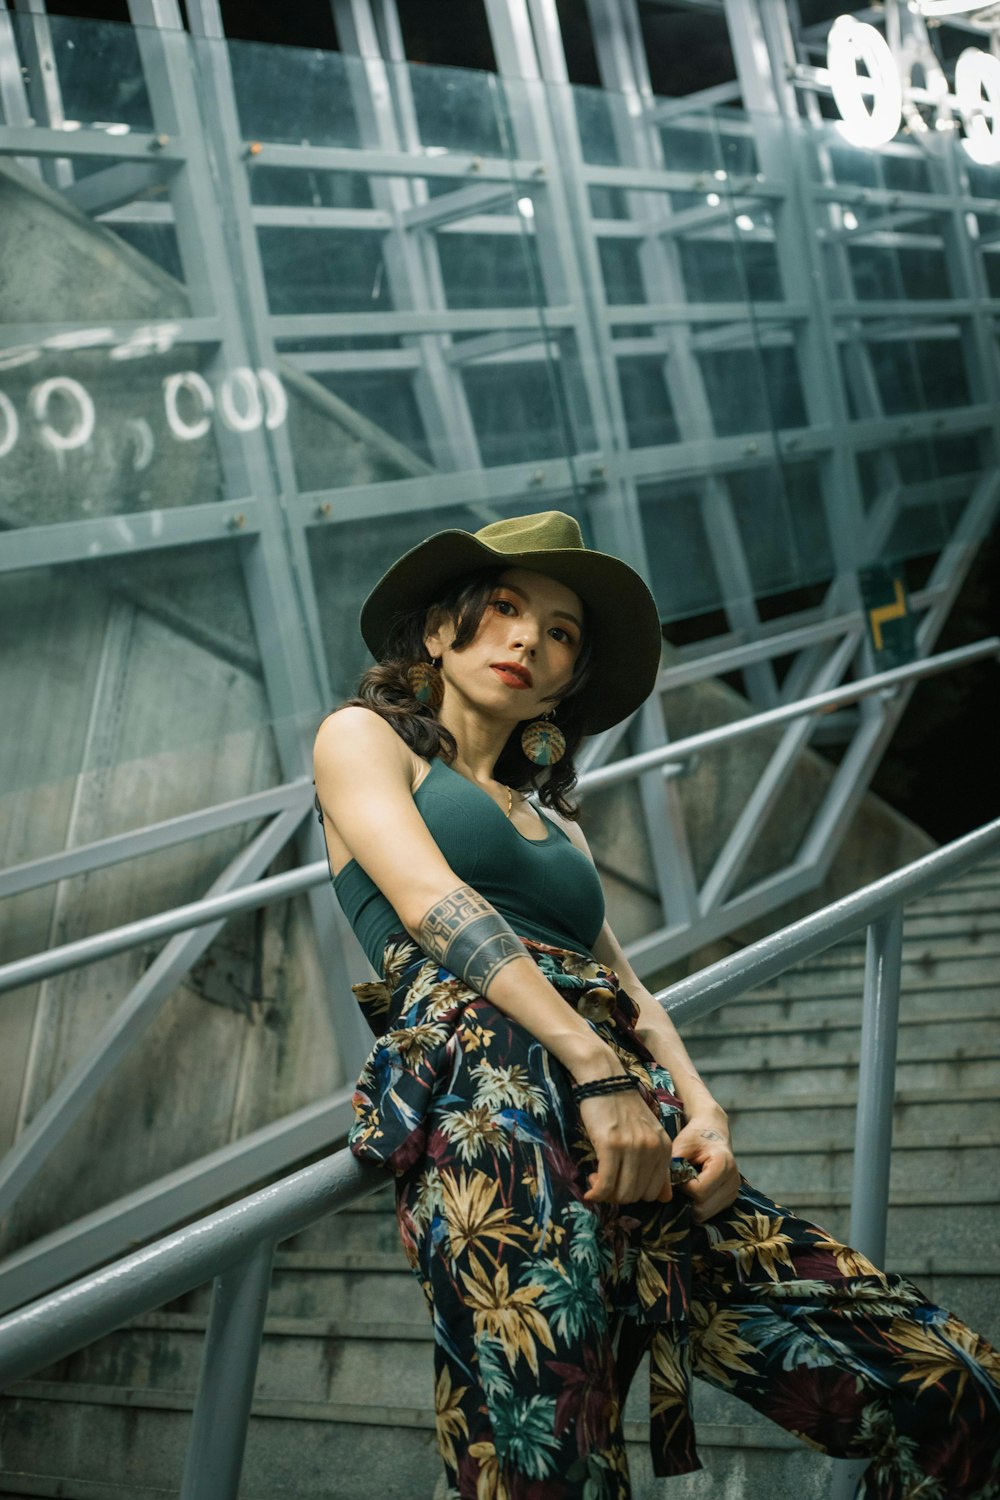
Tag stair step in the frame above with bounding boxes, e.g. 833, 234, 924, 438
0, 1481, 177, 1500
684, 1008, 998, 1049
735, 1137, 999, 1194
0, 1387, 445, 1499
905, 889, 1000, 917
0, 1383, 844, 1500
33, 1251, 1000, 1404
175, 1260, 425, 1321
896, 912, 1000, 937
700, 1049, 999, 1098
710, 979, 998, 1026
726, 1089, 998, 1146
745, 952, 1000, 992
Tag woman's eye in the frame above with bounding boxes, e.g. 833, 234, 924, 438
492, 598, 516, 615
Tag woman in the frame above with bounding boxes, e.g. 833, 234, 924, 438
313, 511, 998, 1500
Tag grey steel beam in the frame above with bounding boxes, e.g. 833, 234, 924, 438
579, 160, 763, 193
331, 0, 484, 472
602, 299, 808, 323
269, 307, 577, 339
443, 328, 552, 366
7, 0, 73, 189
399, 180, 516, 230
129, 0, 366, 1055
697, 630, 859, 917
0, 779, 311, 899
647, 80, 742, 125
0, 844, 323, 996
828, 903, 905, 1500
62, 159, 178, 216
286, 349, 423, 374
660, 617, 864, 691
0, 3, 41, 181
0, 124, 187, 160
0, 803, 306, 1215
0, 499, 261, 575
301, 455, 592, 527
251, 140, 546, 178
585, 0, 779, 709
0, 316, 222, 349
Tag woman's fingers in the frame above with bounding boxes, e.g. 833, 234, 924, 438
679, 1151, 740, 1222
578, 1092, 674, 1204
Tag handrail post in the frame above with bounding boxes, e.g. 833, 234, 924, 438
179, 1237, 275, 1500
849, 904, 905, 1266
829, 903, 904, 1500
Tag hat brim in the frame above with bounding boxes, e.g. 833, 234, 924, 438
359, 529, 662, 735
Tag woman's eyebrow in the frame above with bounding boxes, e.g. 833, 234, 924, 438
498, 582, 583, 631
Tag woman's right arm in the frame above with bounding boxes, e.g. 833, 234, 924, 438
313, 707, 675, 1205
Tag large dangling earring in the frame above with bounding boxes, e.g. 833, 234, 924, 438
407, 656, 444, 710
521, 709, 566, 766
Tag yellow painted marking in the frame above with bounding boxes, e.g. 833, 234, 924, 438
869, 579, 906, 651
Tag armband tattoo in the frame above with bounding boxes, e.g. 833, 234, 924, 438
417, 885, 525, 994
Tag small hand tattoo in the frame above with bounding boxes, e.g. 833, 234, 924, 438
699, 1129, 725, 1144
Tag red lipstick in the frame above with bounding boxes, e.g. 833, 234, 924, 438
491, 661, 533, 688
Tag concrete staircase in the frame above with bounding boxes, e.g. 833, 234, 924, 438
2, 858, 998, 1499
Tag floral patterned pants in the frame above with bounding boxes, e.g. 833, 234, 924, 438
348, 937, 1000, 1500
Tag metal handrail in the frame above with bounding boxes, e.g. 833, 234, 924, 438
2, 636, 996, 997
2, 812, 998, 1393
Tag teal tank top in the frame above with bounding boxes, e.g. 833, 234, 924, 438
323, 758, 606, 972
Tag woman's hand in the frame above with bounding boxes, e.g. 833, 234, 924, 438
671, 1114, 740, 1223
577, 1088, 676, 1205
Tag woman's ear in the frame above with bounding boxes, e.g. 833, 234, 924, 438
422, 604, 451, 661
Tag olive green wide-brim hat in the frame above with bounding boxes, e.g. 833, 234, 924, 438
359, 510, 663, 735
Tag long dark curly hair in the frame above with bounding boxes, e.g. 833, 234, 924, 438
341, 566, 593, 819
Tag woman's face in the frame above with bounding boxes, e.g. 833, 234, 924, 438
425, 566, 584, 724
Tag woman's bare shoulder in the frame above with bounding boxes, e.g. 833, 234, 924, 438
313, 708, 422, 792
314, 705, 411, 773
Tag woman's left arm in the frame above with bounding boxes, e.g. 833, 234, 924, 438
591, 917, 740, 1223
552, 810, 741, 1223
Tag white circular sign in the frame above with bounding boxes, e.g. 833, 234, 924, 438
828, 17, 903, 148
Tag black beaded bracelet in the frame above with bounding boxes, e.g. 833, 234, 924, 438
570, 1075, 636, 1104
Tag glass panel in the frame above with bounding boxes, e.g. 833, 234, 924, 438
617, 356, 679, 448
11, 13, 154, 132
638, 479, 722, 621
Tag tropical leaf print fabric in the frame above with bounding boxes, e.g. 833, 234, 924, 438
347, 935, 1000, 1500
